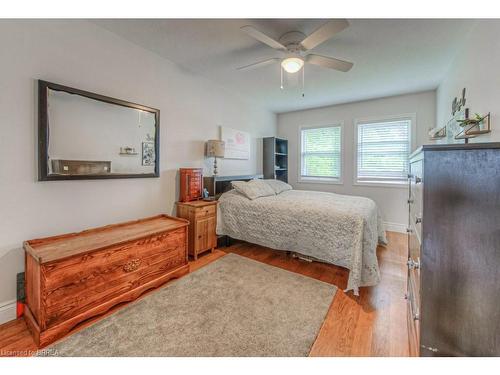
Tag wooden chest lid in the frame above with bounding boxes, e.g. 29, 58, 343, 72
24, 215, 188, 264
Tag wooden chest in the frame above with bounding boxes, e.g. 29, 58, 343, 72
176, 200, 218, 260
179, 168, 203, 202
23, 215, 189, 347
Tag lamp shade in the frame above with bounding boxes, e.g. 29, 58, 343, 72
206, 140, 225, 158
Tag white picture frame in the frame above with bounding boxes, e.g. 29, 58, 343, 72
220, 126, 250, 160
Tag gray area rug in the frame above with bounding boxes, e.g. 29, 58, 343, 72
41, 253, 337, 357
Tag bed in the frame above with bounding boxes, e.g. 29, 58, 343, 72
215, 178, 387, 295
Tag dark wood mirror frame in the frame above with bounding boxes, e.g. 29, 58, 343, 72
38, 80, 160, 181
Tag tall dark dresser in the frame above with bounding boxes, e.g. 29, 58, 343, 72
407, 143, 500, 356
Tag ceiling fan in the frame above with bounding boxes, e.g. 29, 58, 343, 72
237, 19, 354, 76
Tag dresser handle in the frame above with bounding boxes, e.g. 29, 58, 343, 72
406, 228, 413, 233
415, 216, 422, 224
407, 198, 414, 204
407, 174, 414, 179
414, 176, 422, 184
407, 259, 421, 270
123, 258, 141, 272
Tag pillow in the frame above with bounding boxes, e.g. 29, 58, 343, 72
231, 179, 276, 200
263, 179, 293, 194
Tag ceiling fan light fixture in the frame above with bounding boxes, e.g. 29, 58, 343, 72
281, 57, 304, 73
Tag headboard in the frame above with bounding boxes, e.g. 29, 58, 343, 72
203, 174, 263, 198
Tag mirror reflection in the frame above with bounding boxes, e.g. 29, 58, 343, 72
46, 88, 158, 177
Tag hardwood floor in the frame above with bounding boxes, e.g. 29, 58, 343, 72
0, 231, 408, 357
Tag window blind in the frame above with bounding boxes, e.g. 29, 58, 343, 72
356, 119, 411, 183
300, 126, 341, 180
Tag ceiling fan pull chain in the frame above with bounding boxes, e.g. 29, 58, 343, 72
302, 65, 305, 97
280, 66, 284, 90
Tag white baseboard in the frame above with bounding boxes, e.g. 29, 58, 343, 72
383, 221, 407, 234
0, 300, 16, 325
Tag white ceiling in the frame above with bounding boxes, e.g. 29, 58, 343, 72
93, 19, 475, 113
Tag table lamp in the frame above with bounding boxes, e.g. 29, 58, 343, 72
206, 140, 225, 176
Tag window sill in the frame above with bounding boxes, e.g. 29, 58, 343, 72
353, 180, 407, 189
298, 177, 343, 185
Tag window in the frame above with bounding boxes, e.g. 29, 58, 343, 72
300, 125, 342, 182
356, 118, 411, 185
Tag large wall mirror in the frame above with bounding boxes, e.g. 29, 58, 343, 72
38, 80, 160, 180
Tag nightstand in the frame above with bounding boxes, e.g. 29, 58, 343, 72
176, 200, 218, 260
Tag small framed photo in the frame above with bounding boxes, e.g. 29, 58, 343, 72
142, 142, 155, 166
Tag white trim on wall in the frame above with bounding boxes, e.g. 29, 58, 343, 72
0, 299, 16, 325
297, 122, 345, 185
353, 113, 417, 188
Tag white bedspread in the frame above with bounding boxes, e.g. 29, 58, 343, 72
217, 189, 387, 294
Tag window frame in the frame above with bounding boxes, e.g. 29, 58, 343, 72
353, 113, 416, 188
298, 122, 344, 185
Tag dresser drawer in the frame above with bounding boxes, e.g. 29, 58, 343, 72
409, 159, 423, 208
409, 189, 422, 222
407, 231, 421, 357
408, 226, 421, 261
41, 228, 186, 327
408, 266, 420, 317
407, 295, 420, 356
409, 205, 422, 242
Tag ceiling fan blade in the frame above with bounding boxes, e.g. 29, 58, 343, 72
241, 25, 287, 51
306, 54, 353, 72
300, 19, 349, 51
237, 58, 281, 71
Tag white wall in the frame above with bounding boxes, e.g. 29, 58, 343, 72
278, 91, 436, 231
0, 20, 276, 317
437, 20, 500, 142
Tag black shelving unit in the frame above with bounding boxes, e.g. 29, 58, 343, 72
263, 137, 288, 183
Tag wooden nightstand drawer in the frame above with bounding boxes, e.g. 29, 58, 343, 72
194, 204, 216, 218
